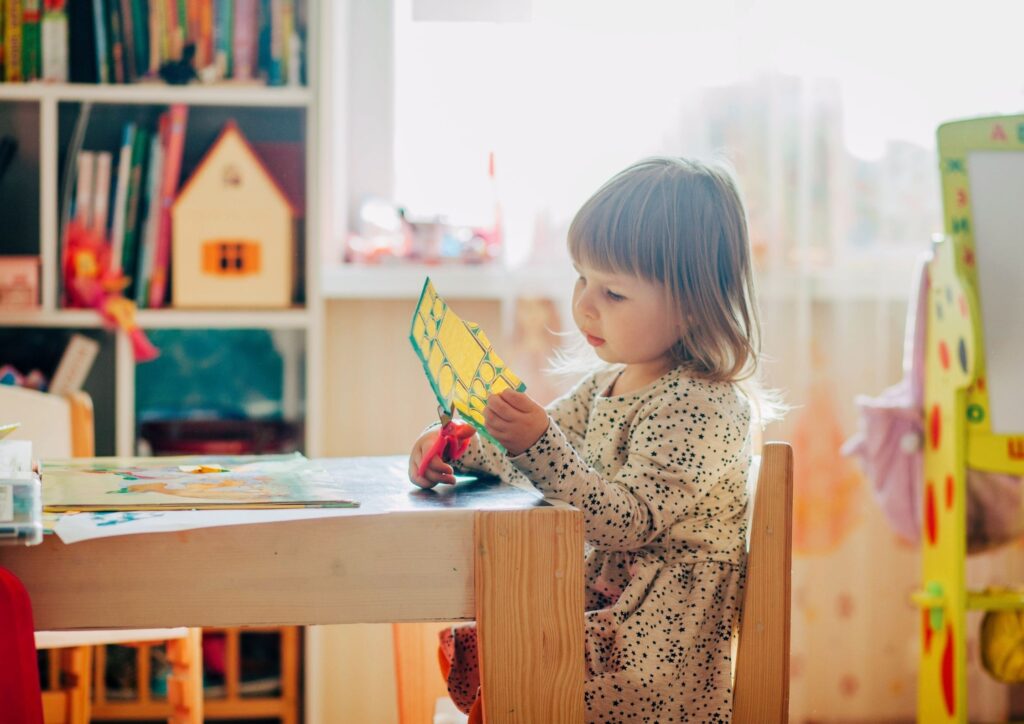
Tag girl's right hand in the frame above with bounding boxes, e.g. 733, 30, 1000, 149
408, 429, 457, 488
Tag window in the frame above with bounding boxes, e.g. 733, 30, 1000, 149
382, 0, 1024, 274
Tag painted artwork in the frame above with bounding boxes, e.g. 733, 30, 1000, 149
41, 453, 359, 512
409, 278, 525, 446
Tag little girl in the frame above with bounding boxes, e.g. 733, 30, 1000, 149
410, 157, 767, 722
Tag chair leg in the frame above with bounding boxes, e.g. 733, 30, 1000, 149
167, 628, 204, 724
60, 646, 92, 724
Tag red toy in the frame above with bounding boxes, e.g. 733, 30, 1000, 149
62, 221, 159, 362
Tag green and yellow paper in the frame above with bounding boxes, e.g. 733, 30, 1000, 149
409, 278, 525, 448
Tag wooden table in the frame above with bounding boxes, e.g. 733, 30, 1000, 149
1, 456, 585, 723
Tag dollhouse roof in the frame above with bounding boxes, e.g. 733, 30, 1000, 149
173, 120, 301, 217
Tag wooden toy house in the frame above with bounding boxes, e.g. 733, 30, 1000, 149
171, 122, 298, 309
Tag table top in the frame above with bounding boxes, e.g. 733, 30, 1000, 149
313, 455, 548, 515
0, 455, 558, 630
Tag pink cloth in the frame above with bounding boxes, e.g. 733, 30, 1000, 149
843, 252, 1024, 551
842, 254, 929, 543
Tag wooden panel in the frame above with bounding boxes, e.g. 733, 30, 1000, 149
2, 512, 476, 630
733, 442, 793, 724
475, 507, 585, 723
392, 621, 451, 724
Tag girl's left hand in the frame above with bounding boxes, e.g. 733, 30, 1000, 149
484, 389, 549, 456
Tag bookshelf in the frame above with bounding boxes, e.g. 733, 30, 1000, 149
0, 3, 325, 460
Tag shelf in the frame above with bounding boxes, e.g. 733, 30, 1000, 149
321, 264, 574, 300
911, 589, 1024, 611
0, 308, 311, 329
0, 82, 312, 107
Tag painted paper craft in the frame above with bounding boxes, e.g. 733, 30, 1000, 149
409, 278, 525, 448
41, 453, 359, 512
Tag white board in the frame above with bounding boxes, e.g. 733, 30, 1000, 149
966, 151, 1024, 434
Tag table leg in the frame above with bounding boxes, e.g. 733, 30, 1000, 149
167, 628, 204, 724
474, 507, 584, 723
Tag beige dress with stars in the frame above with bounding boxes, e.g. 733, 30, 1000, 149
451, 365, 752, 723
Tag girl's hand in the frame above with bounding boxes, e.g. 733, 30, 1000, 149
408, 429, 456, 488
484, 389, 549, 456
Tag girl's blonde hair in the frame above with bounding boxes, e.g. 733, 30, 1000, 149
568, 156, 760, 385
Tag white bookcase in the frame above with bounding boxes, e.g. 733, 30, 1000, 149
0, 4, 326, 458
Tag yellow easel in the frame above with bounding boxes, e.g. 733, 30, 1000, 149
915, 114, 1024, 722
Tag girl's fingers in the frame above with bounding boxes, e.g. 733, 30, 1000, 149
485, 395, 515, 423
428, 456, 454, 476
499, 389, 534, 412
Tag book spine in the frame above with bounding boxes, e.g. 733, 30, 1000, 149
136, 118, 165, 307
148, 104, 187, 309
232, 0, 256, 81
213, 0, 231, 79
267, 0, 283, 86
5, 0, 23, 82
91, 150, 113, 239
117, 0, 135, 81
109, 122, 135, 274
90, 0, 108, 83
129, 0, 146, 77
41, 0, 67, 82
120, 125, 149, 297
22, 0, 41, 81
74, 150, 96, 230
107, 0, 125, 83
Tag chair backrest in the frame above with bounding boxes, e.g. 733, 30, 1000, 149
733, 441, 793, 724
0, 386, 94, 457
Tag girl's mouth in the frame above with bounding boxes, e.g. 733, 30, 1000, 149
586, 334, 605, 347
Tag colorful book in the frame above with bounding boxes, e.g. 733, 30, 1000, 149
105, 0, 125, 82
91, 150, 112, 238
41, 0, 68, 82
135, 116, 165, 307
5, 0, 23, 82
22, 0, 41, 81
148, 104, 187, 308
129, 0, 147, 76
232, 0, 257, 81
213, 0, 231, 78
85, 0, 107, 82
116, 0, 136, 81
74, 150, 96, 229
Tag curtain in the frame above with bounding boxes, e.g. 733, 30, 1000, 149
387, 2, 1024, 718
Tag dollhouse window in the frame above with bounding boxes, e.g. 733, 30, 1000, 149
203, 241, 261, 276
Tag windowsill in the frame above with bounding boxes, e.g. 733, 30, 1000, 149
321, 263, 573, 300
320, 255, 920, 302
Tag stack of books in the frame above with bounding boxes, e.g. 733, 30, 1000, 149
67, 103, 187, 308
2, 0, 303, 86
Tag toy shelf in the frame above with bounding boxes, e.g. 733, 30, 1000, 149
912, 589, 1024, 612
0, 308, 312, 329
0, 1, 326, 459
0, 83, 312, 108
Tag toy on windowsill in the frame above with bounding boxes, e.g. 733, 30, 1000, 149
62, 221, 158, 362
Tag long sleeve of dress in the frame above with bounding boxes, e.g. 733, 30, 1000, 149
450, 373, 601, 483
508, 376, 750, 552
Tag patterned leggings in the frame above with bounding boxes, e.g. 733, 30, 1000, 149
438, 625, 483, 724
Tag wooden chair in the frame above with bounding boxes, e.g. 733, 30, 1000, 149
0, 385, 203, 724
733, 441, 794, 724
392, 443, 795, 724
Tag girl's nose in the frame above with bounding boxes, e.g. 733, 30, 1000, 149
574, 288, 598, 319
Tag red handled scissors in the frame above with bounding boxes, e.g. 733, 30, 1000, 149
416, 403, 477, 479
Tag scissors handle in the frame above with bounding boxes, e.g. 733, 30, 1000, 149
416, 420, 476, 480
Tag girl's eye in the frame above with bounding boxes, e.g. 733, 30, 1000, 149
606, 290, 625, 301
576, 275, 586, 286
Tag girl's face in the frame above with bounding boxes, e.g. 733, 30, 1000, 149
571, 261, 681, 380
